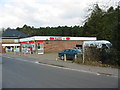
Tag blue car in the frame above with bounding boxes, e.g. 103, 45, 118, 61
58, 49, 81, 60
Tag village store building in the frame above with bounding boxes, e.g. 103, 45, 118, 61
1, 29, 28, 53
20, 36, 97, 54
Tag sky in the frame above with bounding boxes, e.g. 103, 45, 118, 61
0, 0, 119, 29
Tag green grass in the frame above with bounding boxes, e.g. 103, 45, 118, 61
76, 61, 120, 69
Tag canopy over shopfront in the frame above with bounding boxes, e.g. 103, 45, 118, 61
2, 44, 20, 46
20, 36, 97, 42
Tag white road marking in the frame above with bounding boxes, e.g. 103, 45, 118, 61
35, 61, 102, 75
35, 62, 118, 78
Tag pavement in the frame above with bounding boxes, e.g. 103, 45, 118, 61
2, 52, 119, 77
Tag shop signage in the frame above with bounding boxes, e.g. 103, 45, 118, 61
21, 41, 35, 44
49, 37, 70, 40
37, 41, 44, 43
21, 41, 44, 43
29, 41, 35, 43
66, 37, 70, 40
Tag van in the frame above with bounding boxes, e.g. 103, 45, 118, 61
83, 40, 112, 49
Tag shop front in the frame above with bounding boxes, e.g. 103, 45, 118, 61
37, 41, 44, 54
21, 40, 44, 54
20, 36, 97, 54
2, 44, 20, 53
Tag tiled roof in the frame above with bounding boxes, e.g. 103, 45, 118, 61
2, 29, 28, 38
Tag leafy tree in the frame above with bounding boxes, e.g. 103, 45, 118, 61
83, 4, 105, 38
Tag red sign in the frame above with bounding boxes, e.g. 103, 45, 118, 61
50, 37, 62, 40
21, 41, 35, 43
66, 37, 70, 40
50, 37, 54, 40
50, 37, 70, 40
55, 37, 62, 40
37, 41, 44, 43
29, 41, 35, 43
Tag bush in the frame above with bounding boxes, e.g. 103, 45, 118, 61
84, 46, 101, 62
100, 48, 119, 66
77, 46, 119, 67
75, 54, 83, 63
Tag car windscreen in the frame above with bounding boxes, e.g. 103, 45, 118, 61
64, 49, 71, 52
72, 49, 80, 53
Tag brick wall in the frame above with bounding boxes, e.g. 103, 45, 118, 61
44, 40, 83, 52
1, 40, 83, 53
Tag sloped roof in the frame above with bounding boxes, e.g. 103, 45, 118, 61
2, 29, 28, 38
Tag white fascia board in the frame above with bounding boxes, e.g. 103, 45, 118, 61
20, 36, 97, 41
34, 36, 97, 41
70, 37, 97, 40
20, 37, 35, 42
2, 44, 20, 46
34, 36, 49, 40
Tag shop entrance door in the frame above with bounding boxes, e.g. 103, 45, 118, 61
38, 43, 44, 54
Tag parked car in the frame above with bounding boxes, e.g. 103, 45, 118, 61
73, 47, 82, 53
58, 49, 81, 60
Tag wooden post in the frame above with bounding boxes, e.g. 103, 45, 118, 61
56, 57, 58, 61
82, 44, 85, 63
74, 55, 77, 62
64, 54, 67, 62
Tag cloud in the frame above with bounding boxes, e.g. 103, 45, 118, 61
0, 0, 118, 28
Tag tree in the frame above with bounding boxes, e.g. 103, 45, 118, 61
112, 5, 120, 51
83, 4, 105, 38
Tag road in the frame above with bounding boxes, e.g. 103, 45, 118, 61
2, 56, 118, 88
0, 54, 2, 89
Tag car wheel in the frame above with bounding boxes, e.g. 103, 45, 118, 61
61, 56, 64, 60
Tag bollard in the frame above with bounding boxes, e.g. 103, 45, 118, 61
74, 55, 77, 62
64, 54, 67, 62
82, 45, 85, 64
56, 57, 58, 61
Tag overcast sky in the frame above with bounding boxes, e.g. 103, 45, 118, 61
0, 0, 119, 29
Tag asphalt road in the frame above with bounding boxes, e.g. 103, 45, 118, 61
0, 54, 2, 89
2, 56, 118, 88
